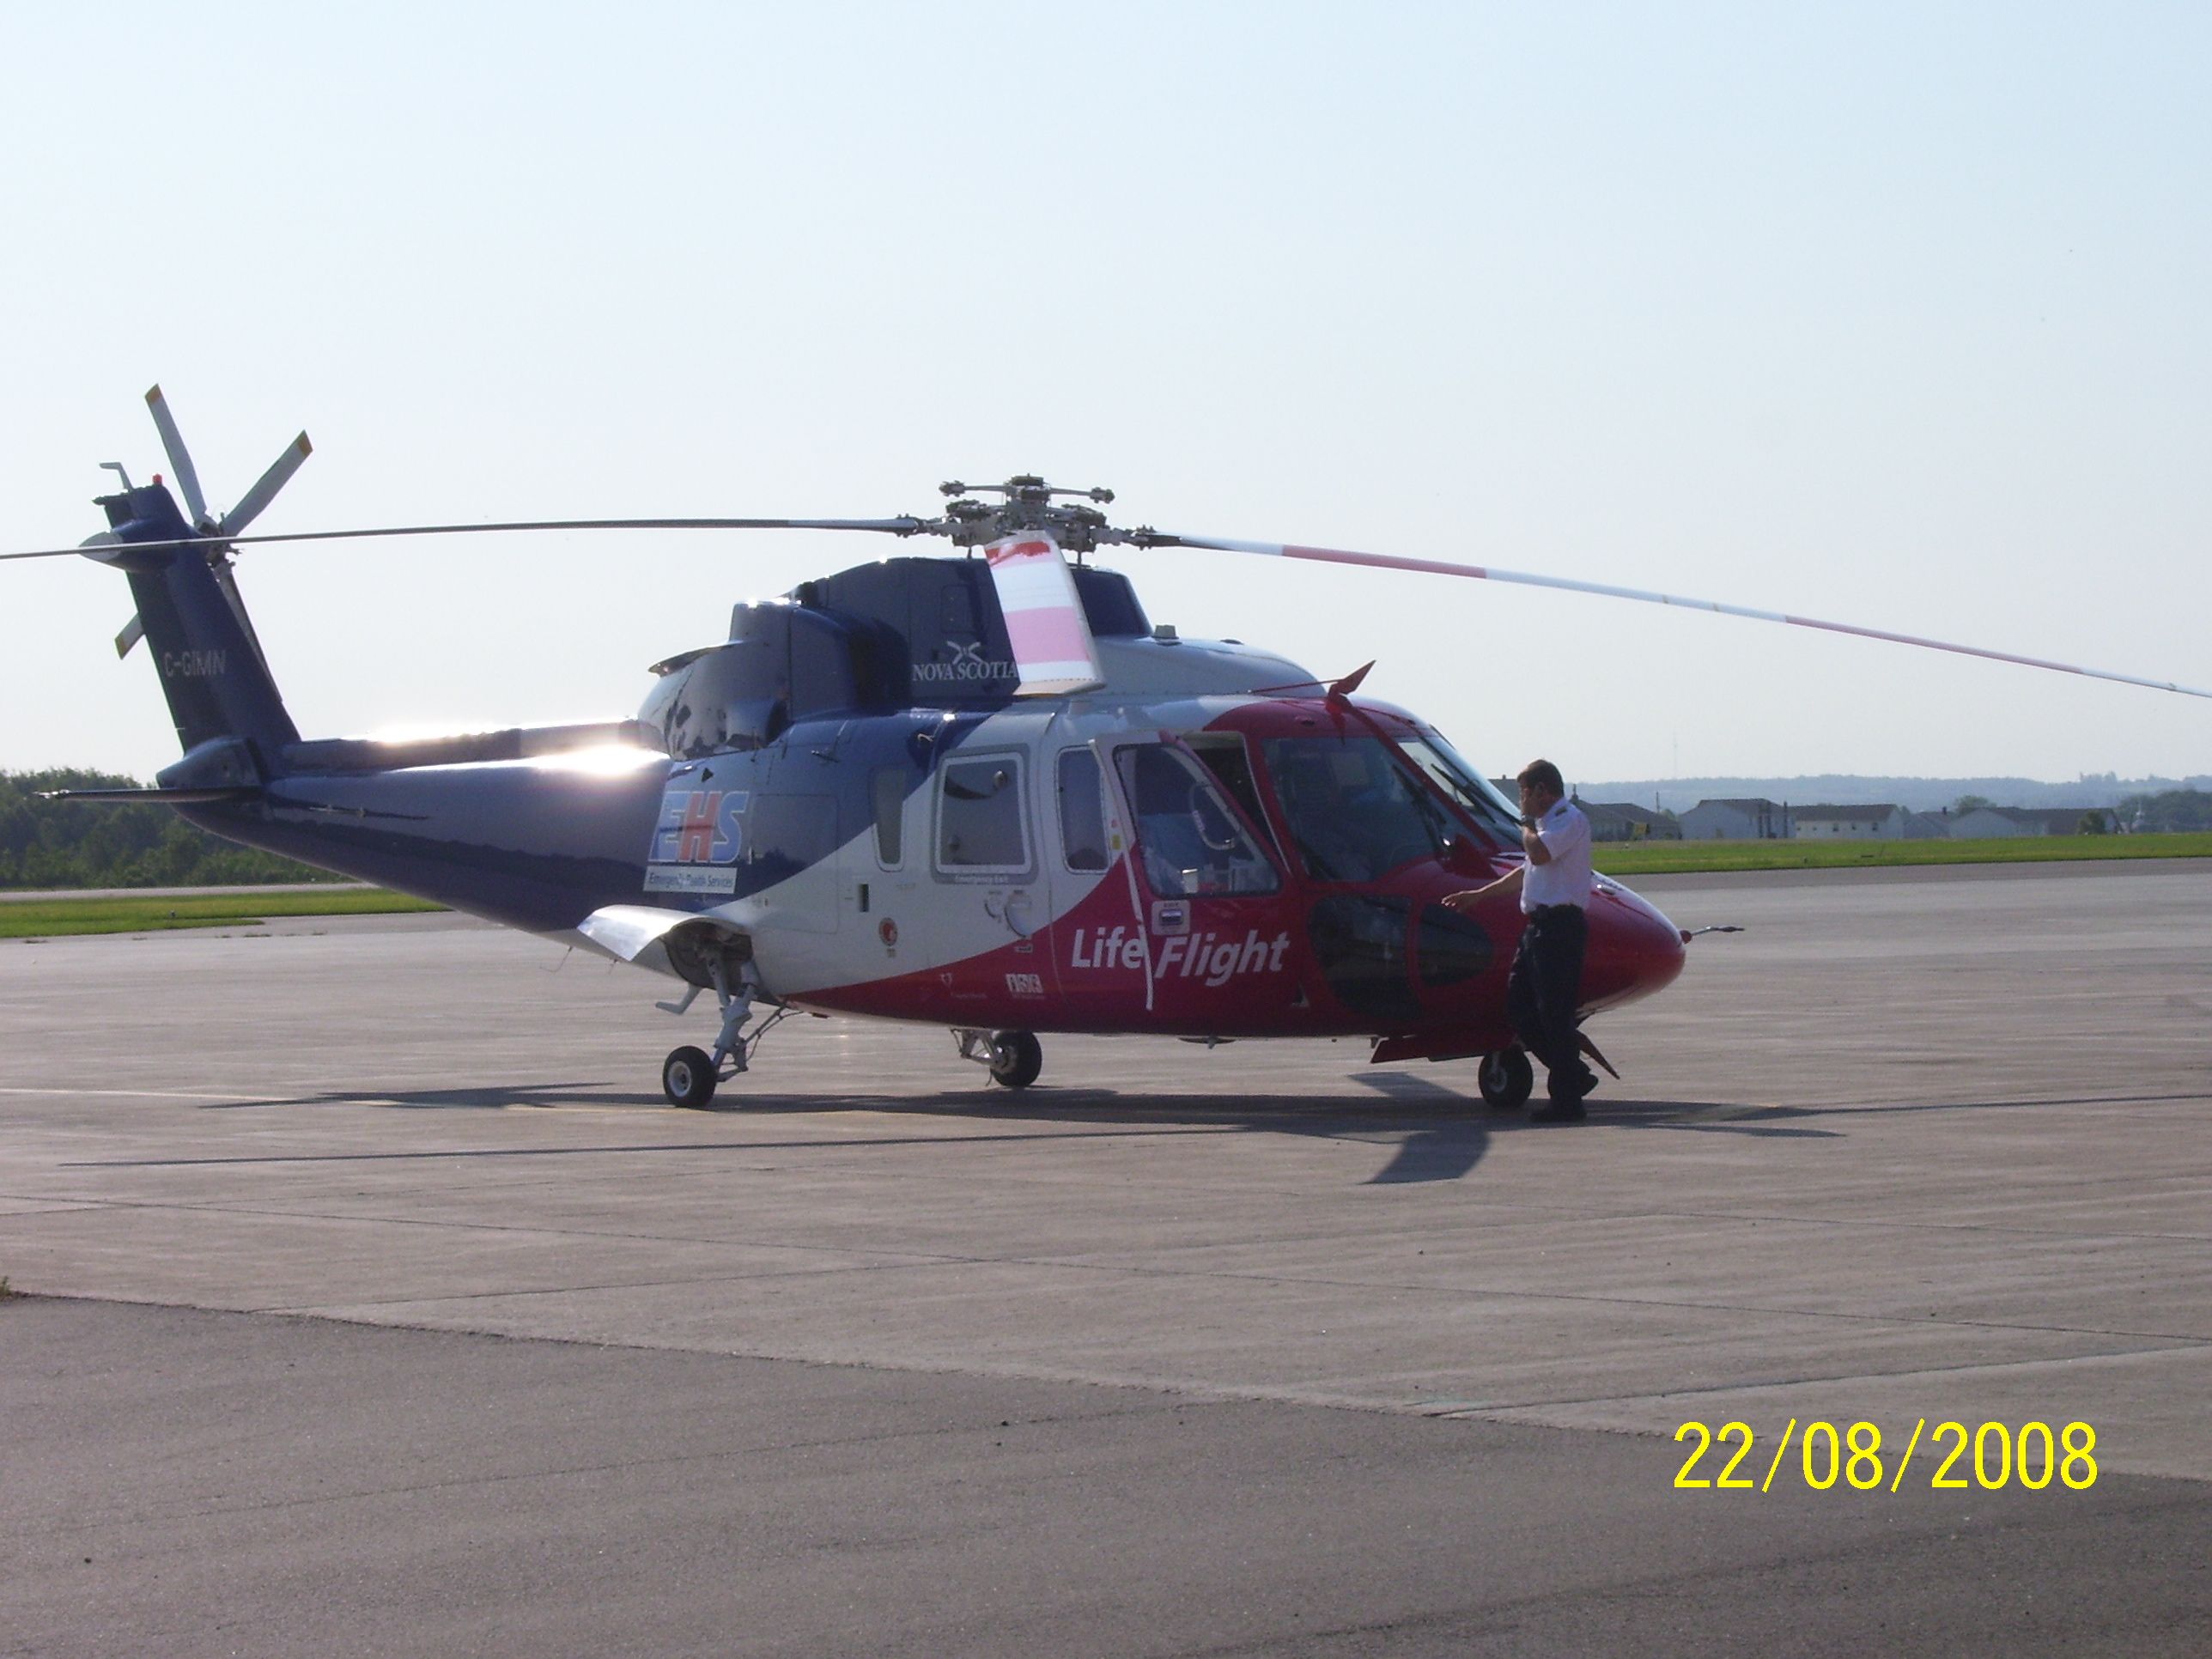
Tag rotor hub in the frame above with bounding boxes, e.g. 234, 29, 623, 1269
933, 475, 1120, 552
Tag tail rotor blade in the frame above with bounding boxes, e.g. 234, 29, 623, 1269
143, 385, 210, 528
114, 613, 145, 659
217, 432, 313, 538
1140, 532, 2212, 702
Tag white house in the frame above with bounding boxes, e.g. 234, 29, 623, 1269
1679, 799, 1793, 840
1952, 805, 2120, 838
1579, 801, 1682, 842
1793, 804, 1910, 841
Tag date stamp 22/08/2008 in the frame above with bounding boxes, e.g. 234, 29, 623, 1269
1674, 1419, 2100, 1494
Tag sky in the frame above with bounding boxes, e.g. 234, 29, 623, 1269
3, 2, 2206, 786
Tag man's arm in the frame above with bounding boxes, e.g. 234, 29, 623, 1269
1522, 817, 1553, 866
1442, 862, 1522, 913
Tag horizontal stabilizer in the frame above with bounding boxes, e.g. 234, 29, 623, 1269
579, 905, 715, 963
577, 907, 755, 988
285, 720, 653, 775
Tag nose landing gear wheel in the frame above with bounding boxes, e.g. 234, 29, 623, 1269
988, 1030, 1043, 1090
1478, 1046, 1533, 1110
663, 1045, 719, 1109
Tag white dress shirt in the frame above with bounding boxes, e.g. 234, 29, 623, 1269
1521, 798, 1594, 912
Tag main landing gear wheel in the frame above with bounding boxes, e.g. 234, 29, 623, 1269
988, 1030, 1043, 1090
662, 1045, 719, 1109
1478, 1047, 1534, 1111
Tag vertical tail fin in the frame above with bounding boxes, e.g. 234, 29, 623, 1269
88, 483, 299, 767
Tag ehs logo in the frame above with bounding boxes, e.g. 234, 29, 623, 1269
650, 787, 748, 866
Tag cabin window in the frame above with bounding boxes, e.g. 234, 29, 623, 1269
871, 768, 905, 868
1114, 744, 1279, 896
1309, 894, 1420, 1023
1417, 901, 1493, 987
1056, 750, 1109, 872
936, 755, 1030, 875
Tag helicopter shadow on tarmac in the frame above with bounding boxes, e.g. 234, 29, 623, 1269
1348, 1072, 1840, 1182
186, 1073, 1840, 1185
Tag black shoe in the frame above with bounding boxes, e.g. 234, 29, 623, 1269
1529, 1098, 1587, 1124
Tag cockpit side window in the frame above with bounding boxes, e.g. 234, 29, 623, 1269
1182, 735, 1281, 860
1114, 744, 1280, 897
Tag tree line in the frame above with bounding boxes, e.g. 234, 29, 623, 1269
0, 770, 338, 889
7, 766, 2209, 890
2117, 788, 2212, 834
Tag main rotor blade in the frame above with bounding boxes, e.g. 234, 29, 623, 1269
1142, 532, 2212, 702
216, 432, 313, 537
2, 515, 933, 562
143, 386, 209, 527
208, 559, 275, 676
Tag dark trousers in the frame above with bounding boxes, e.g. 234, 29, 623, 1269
1506, 904, 1588, 1103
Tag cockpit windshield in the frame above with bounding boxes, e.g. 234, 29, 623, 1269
1396, 730, 1523, 844
1261, 735, 1458, 883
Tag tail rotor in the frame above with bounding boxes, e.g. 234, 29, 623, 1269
117, 386, 311, 672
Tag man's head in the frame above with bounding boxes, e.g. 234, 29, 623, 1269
1516, 759, 1565, 817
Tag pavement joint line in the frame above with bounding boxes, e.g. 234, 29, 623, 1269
6, 1079, 2201, 1115
20, 1289, 2212, 1462
726, 1243, 2212, 1345
0, 1200, 973, 1268
0, 1086, 286, 1103
1162, 1479, 2212, 1659
55, 1123, 1244, 1167
1432, 1336, 2212, 1421
10, 1287, 1422, 1418
27, 1133, 2212, 1233
246, 1261, 972, 1309
236, 1247, 2212, 1347
15, 1175, 2212, 1249
0, 1400, 1189, 1541
8, 1196, 2212, 1344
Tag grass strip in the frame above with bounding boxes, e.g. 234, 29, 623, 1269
1594, 833, 2212, 876
1, 890, 446, 939
7, 836, 2206, 934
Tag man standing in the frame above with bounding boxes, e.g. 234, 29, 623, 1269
1446, 759, 1597, 1122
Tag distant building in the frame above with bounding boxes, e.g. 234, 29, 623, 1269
1679, 799, 1793, 840
1577, 800, 1682, 842
1952, 805, 2120, 838
1793, 804, 1910, 841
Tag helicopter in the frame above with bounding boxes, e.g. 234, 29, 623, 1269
8, 389, 2207, 1109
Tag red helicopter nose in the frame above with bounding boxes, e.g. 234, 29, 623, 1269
1580, 881, 1688, 1012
